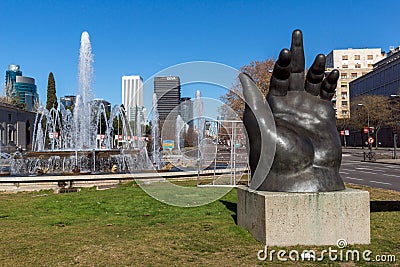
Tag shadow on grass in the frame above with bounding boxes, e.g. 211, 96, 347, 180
370, 201, 400, 212
220, 200, 237, 223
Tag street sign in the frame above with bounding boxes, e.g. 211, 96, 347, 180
340, 130, 345, 136
368, 136, 375, 144
363, 128, 368, 134
345, 130, 349, 136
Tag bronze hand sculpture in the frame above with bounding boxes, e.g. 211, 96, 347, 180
240, 29, 345, 192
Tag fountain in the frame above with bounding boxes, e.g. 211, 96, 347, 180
175, 115, 184, 155
194, 90, 204, 170
151, 93, 161, 169
9, 31, 150, 176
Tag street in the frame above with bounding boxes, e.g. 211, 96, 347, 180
341, 148, 400, 191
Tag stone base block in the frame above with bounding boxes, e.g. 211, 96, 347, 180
237, 186, 370, 246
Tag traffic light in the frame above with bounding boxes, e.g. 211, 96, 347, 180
369, 127, 374, 133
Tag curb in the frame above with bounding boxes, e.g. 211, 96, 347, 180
361, 160, 400, 166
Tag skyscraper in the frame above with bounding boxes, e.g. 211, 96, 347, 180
154, 76, 181, 121
5, 64, 39, 111
121, 75, 143, 121
180, 97, 193, 128
154, 76, 181, 141
93, 98, 111, 113
60, 95, 76, 109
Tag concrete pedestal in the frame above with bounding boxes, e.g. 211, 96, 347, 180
237, 186, 370, 246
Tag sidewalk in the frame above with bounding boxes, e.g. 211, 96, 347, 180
342, 147, 397, 155
370, 158, 400, 165
342, 147, 400, 165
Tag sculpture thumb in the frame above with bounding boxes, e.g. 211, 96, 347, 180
239, 73, 276, 190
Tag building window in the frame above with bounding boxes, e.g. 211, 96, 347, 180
354, 55, 361, 60
341, 73, 348, 79
342, 110, 348, 116
342, 55, 348, 60
351, 73, 358, 78
8, 129, 13, 142
342, 64, 348, 68
355, 64, 361, 68
342, 101, 348, 106
341, 82, 347, 88
8, 114, 11, 122
367, 55, 373, 60
368, 64, 373, 68
362, 72, 367, 75
341, 92, 347, 99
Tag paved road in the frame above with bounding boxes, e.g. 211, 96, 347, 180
341, 152, 400, 191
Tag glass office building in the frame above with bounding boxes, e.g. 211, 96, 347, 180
5, 64, 38, 111
60, 95, 76, 109
350, 47, 400, 98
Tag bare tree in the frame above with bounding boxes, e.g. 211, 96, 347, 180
220, 59, 275, 119
350, 95, 392, 148
336, 114, 350, 147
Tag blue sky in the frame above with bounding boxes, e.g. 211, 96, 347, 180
1, 0, 399, 112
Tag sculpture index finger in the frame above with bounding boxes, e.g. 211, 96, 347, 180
289, 29, 305, 91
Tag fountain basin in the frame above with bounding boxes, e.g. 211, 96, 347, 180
10, 149, 148, 176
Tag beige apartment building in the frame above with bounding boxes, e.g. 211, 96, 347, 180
325, 48, 386, 118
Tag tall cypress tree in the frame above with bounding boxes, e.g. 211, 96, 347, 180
46, 72, 58, 110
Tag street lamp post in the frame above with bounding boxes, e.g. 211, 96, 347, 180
358, 103, 372, 155
394, 130, 397, 159
390, 95, 399, 159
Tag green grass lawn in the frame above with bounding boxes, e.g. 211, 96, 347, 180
0, 182, 398, 266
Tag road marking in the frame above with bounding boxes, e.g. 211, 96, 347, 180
356, 170, 400, 178
345, 177, 364, 181
343, 169, 400, 178
341, 162, 362, 165
369, 180, 392, 185
355, 167, 376, 171
339, 172, 350, 174
355, 167, 386, 172
359, 162, 400, 170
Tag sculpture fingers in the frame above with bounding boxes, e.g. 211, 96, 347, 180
239, 73, 276, 190
289, 29, 305, 91
269, 49, 291, 96
320, 69, 339, 100
305, 54, 326, 96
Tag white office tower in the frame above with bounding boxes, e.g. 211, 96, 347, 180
122, 75, 144, 122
